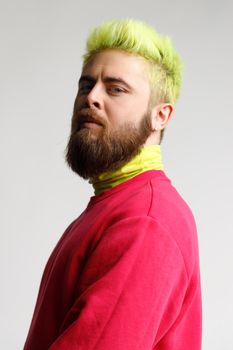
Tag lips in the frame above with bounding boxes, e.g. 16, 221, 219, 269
77, 110, 105, 130
80, 117, 103, 126
83, 121, 103, 129
78, 116, 101, 130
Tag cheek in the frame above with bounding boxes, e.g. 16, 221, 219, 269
71, 98, 83, 130
108, 100, 147, 125
107, 109, 130, 128
74, 96, 84, 111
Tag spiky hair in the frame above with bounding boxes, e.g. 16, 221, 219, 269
82, 19, 183, 104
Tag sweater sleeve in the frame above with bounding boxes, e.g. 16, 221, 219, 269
48, 216, 188, 350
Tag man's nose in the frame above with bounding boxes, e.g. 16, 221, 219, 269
86, 84, 103, 109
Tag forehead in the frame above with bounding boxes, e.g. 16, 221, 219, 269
82, 49, 151, 89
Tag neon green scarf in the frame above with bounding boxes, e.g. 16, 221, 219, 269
89, 144, 164, 195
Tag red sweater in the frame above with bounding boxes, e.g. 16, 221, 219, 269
24, 170, 202, 349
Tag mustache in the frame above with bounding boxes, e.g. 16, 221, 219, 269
77, 108, 106, 128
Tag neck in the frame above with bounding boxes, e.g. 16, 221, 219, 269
89, 145, 164, 195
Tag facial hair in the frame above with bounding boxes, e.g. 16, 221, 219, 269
65, 109, 152, 179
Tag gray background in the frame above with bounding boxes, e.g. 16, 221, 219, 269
1, 0, 233, 349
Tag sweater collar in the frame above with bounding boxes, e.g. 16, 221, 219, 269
89, 145, 164, 195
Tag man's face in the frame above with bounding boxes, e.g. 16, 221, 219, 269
65, 49, 154, 179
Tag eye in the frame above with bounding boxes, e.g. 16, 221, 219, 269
78, 84, 93, 95
108, 86, 126, 94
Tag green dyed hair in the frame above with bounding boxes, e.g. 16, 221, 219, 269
82, 19, 183, 142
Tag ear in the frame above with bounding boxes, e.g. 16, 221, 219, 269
150, 103, 174, 131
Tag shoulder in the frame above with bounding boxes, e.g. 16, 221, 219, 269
114, 172, 199, 279
88, 170, 200, 278
147, 175, 200, 280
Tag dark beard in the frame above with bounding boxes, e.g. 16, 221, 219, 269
65, 112, 152, 179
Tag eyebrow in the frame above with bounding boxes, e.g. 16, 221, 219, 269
79, 75, 95, 85
79, 75, 133, 90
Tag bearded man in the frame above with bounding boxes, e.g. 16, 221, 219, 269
24, 19, 202, 350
